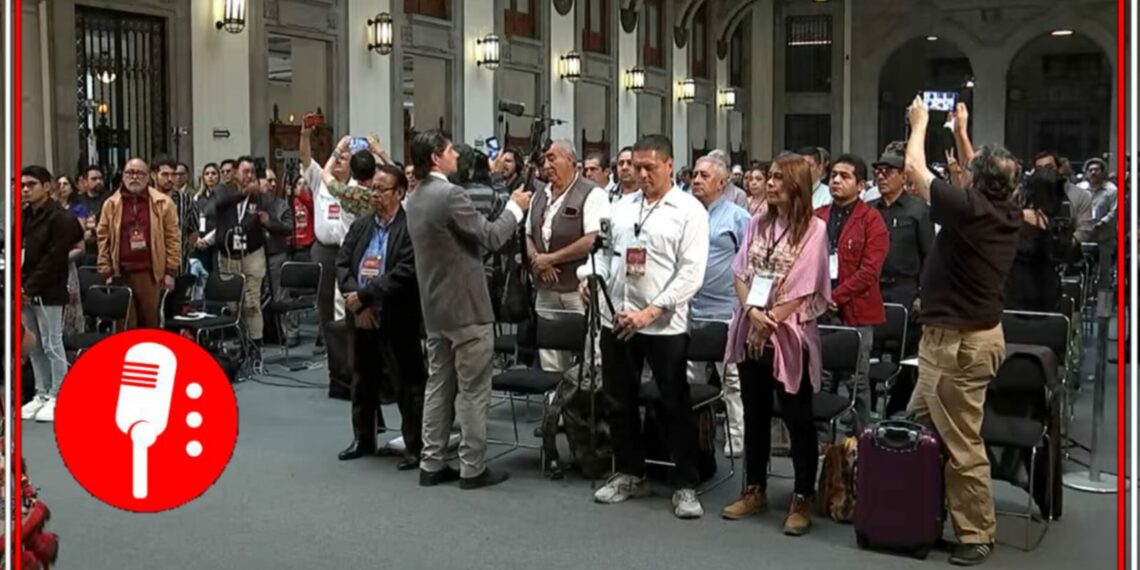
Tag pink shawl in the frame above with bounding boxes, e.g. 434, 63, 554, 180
723, 212, 831, 394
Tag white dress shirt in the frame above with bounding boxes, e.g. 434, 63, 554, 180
525, 174, 610, 249
577, 186, 709, 336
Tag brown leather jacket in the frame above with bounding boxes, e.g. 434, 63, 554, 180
96, 188, 181, 283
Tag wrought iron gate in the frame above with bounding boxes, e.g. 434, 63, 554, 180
76, 6, 168, 175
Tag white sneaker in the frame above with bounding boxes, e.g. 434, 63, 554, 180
21, 396, 46, 420
34, 398, 56, 422
593, 473, 648, 504
724, 436, 744, 458
672, 488, 704, 519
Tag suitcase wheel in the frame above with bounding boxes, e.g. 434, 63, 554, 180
913, 546, 931, 560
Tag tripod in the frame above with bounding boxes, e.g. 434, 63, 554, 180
582, 237, 617, 486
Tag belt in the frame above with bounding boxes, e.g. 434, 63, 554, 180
315, 240, 339, 248
224, 246, 262, 260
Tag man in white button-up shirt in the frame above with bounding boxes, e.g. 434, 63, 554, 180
578, 134, 709, 519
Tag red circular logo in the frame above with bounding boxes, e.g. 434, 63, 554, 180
54, 330, 239, 512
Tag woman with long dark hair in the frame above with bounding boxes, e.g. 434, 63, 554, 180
1003, 168, 1075, 311
721, 152, 831, 536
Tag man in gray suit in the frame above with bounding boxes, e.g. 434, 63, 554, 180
405, 129, 532, 490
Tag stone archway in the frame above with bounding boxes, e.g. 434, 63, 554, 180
876, 36, 975, 154
1005, 31, 1112, 163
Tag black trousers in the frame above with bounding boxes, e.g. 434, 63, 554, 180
310, 241, 339, 344
349, 324, 427, 458
739, 351, 817, 496
600, 328, 701, 487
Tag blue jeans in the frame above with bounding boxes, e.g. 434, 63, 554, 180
23, 303, 68, 398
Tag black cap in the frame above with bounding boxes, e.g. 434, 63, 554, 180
873, 153, 904, 170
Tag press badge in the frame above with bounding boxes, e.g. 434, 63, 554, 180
129, 228, 147, 251
625, 244, 647, 277
198, 215, 207, 234
328, 204, 341, 221
231, 229, 247, 252
746, 274, 775, 308
829, 254, 839, 280
360, 255, 382, 279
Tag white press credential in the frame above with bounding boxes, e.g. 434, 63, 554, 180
115, 342, 177, 499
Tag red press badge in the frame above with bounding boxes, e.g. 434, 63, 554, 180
625, 245, 647, 277
129, 228, 147, 251
328, 204, 341, 221
360, 255, 382, 278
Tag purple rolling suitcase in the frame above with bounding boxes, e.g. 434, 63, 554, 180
854, 419, 944, 559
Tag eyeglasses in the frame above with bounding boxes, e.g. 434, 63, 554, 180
874, 166, 900, 176
123, 170, 149, 178
20, 181, 40, 189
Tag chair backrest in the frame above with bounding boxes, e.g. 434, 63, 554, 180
987, 345, 1056, 420
1001, 310, 1069, 363
819, 325, 861, 377
687, 320, 729, 363
281, 261, 322, 291
534, 310, 587, 353
84, 286, 132, 321
872, 303, 908, 359
77, 265, 103, 303
1060, 278, 1082, 306
205, 272, 246, 305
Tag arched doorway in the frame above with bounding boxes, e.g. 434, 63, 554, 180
1005, 32, 1111, 164
877, 37, 974, 155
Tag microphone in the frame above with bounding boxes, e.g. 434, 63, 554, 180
498, 100, 526, 116
115, 342, 178, 499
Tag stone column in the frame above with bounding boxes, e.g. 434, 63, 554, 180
191, 0, 253, 162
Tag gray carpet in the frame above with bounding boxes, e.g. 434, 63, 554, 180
21, 337, 1122, 570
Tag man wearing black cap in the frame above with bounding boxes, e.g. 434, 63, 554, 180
868, 148, 935, 311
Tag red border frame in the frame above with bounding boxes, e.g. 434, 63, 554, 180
3, 1, 1132, 569
13, 0, 24, 564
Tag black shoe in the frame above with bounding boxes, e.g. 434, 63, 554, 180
397, 456, 420, 471
949, 543, 994, 566
460, 468, 510, 490
419, 466, 461, 487
337, 440, 376, 461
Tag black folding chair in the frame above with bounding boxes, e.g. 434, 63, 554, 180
868, 303, 908, 415
165, 272, 247, 345
772, 325, 862, 442
265, 261, 323, 370
63, 286, 132, 358
982, 346, 1059, 550
640, 319, 736, 494
487, 309, 587, 464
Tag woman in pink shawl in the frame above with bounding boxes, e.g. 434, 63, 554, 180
720, 152, 831, 536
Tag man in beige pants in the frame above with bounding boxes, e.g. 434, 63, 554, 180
903, 98, 1021, 566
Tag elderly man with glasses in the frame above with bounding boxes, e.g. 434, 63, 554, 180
96, 157, 181, 329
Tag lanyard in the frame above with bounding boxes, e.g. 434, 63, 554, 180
763, 221, 791, 271
635, 195, 663, 238
237, 197, 250, 224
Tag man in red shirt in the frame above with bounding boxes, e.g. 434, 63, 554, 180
96, 157, 181, 329
815, 154, 888, 424
290, 175, 315, 252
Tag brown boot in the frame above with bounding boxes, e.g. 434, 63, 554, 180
782, 494, 813, 536
721, 485, 768, 520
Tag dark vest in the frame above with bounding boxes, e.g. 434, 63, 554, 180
529, 175, 594, 292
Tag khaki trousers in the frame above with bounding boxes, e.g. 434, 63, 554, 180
907, 324, 1004, 545
219, 248, 267, 341
421, 323, 494, 478
125, 271, 162, 330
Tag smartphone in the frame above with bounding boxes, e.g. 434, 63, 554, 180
921, 91, 958, 112
348, 137, 369, 153
254, 157, 268, 180
486, 136, 501, 161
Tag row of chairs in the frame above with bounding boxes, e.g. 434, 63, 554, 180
487, 311, 867, 494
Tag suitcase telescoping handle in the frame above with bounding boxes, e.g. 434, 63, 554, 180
873, 420, 925, 451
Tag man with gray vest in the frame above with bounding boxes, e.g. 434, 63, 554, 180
526, 140, 611, 372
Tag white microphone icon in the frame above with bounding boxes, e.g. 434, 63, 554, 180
114, 342, 177, 499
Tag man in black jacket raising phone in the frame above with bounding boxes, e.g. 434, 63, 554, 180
335, 164, 427, 470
